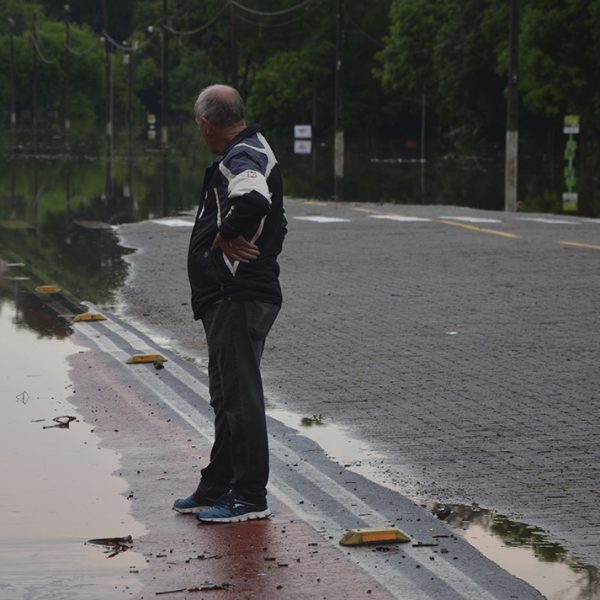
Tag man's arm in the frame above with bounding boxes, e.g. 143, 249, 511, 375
218, 149, 272, 242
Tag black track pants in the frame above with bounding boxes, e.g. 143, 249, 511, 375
194, 299, 279, 506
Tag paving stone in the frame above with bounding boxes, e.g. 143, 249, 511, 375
117, 200, 600, 568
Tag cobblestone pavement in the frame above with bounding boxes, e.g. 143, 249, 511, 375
117, 200, 600, 568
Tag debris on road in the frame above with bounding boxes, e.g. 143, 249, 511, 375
155, 582, 233, 595
42, 415, 77, 429
86, 535, 133, 558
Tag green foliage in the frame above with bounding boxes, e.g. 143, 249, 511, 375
376, 0, 442, 97
2, 0, 600, 147
376, 0, 600, 143
518, 0, 598, 122
247, 49, 324, 127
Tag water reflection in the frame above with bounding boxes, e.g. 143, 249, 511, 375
3, 135, 599, 225
428, 502, 599, 600
278, 140, 599, 217
0, 269, 73, 338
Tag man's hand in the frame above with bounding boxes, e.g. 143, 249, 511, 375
211, 232, 260, 262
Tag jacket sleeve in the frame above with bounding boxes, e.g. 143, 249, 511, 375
218, 149, 272, 241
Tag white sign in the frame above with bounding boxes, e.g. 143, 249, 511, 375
562, 192, 578, 201
563, 115, 580, 135
294, 124, 312, 139
294, 140, 312, 154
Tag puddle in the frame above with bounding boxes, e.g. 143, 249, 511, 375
0, 278, 146, 599
268, 407, 599, 600
267, 406, 385, 466
425, 503, 600, 600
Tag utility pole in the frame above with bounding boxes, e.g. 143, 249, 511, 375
32, 13, 38, 147
504, 0, 519, 212
63, 4, 71, 151
123, 40, 135, 152
160, 0, 169, 147
333, 0, 344, 201
420, 92, 426, 195
101, 0, 113, 195
8, 17, 16, 137
230, 3, 238, 88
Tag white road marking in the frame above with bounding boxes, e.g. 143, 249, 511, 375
515, 217, 580, 225
369, 215, 431, 222
72, 315, 514, 600
150, 218, 194, 227
294, 216, 351, 223
438, 216, 502, 224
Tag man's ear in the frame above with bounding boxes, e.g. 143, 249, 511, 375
200, 117, 212, 134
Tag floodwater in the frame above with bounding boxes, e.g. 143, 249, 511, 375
1, 139, 599, 598
0, 274, 146, 598
2, 131, 599, 220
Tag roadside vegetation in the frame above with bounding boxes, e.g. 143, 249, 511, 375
1, 0, 599, 153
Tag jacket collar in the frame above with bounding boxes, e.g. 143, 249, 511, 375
216, 124, 262, 160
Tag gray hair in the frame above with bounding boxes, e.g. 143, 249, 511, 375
194, 85, 245, 127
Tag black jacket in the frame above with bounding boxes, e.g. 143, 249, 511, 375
188, 125, 287, 319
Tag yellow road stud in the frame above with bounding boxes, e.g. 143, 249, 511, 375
73, 313, 107, 322
126, 354, 167, 365
339, 527, 411, 546
35, 285, 61, 294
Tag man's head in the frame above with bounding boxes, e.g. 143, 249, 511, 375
194, 84, 246, 153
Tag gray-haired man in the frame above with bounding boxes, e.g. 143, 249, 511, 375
173, 85, 287, 522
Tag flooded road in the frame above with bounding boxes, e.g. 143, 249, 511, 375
1, 143, 599, 598
0, 272, 145, 599
2, 134, 599, 224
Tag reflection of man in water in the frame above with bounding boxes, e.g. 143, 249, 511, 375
173, 84, 287, 523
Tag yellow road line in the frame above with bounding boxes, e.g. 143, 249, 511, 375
559, 240, 600, 251
438, 219, 519, 239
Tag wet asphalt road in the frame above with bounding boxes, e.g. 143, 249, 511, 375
115, 198, 600, 576
69, 308, 544, 599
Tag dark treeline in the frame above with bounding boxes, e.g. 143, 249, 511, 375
1, 0, 599, 154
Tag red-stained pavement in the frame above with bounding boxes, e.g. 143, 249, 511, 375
66, 314, 544, 600
68, 343, 393, 600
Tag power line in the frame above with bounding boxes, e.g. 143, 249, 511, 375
30, 31, 59, 65
101, 28, 132, 51
164, 3, 229, 37
230, 0, 313, 17
235, 2, 318, 28
64, 40, 98, 55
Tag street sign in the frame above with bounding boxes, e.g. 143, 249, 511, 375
563, 115, 580, 135
294, 140, 312, 155
294, 124, 312, 139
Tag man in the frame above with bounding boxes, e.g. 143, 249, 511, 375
173, 84, 286, 523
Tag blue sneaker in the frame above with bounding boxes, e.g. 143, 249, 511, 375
196, 494, 271, 523
172, 494, 216, 514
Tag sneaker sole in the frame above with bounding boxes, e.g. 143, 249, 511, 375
173, 505, 212, 514
197, 508, 272, 523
